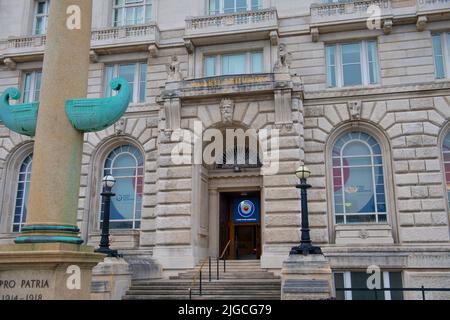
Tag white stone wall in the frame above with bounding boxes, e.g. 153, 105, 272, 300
303, 93, 450, 246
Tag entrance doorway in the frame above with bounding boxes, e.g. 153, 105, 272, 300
219, 191, 261, 260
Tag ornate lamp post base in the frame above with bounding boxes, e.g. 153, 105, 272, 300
290, 243, 322, 256
95, 246, 119, 258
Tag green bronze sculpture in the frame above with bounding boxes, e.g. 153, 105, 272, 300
0, 87, 39, 137
66, 77, 131, 133
0, 77, 131, 136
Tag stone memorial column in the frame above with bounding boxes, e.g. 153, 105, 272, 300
0, 0, 103, 300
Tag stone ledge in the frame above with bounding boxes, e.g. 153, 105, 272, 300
283, 279, 331, 294
304, 81, 450, 102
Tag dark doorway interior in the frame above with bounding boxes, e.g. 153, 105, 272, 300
219, 191, 261, 260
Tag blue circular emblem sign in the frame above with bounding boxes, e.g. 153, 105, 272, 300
238, 200, 255, 218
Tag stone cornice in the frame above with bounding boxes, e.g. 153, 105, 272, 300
304, 81, 450, 104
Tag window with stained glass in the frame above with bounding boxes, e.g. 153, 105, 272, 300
332, 132, 387, 224
101, 145, 144, 229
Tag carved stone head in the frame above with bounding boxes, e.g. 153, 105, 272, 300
220, 98, 234, 124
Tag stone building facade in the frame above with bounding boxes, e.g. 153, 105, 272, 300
0, 0, 450, 299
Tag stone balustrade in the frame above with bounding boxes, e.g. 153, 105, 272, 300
185, 8, 278, 40
311, 0, 392, 25
1, 23, 159, 58
187, 8, 277, 30
91, 23, 159, 45
417, 0, 450, 14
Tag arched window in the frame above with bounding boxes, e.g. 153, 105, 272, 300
12, 154, 33, 232
332, 132, 387, 224
101, 145, 144, 229
442, 132, 450, 209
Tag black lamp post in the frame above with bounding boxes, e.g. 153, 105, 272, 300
95, 175, 118, 257
290, 165, 322, 256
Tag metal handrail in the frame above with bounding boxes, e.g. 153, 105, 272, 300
188, 257, 208, 300
217, 240, 231, 280
188, 240, 232, 299
219, 240, 232, 259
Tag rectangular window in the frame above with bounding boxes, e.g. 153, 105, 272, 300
326, 45, 337, 87
251, 51, 263, 73
334, 271, 403, 300
342, 43, 362, 86
33, 0, 50, 35
22, 71, 42, 103
204, 56, 217, 77
222, 53, 246, 75
367, 40, 379, 84
432, 32, 450, 79
104, 62, 147, 103
326, 40, 380, 88
203, 51, 263, 76
251, 0, 261, 10
208, 0, 220, 15
113, 0, 153, 27
209, 0, 261, 15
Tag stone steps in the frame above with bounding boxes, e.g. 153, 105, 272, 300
123, 260, 281, 300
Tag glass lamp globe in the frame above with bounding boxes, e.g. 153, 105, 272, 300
102, 175, 116, 189
295, 165, 311, 180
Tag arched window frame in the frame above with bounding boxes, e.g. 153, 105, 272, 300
99, 143, 144, 230
12, 154, 33, 232
331, 131, 387, 224
202, 125, 262, 170
325, 123, 398, 243
439, 126, 450, 224
0, 142, 34, 236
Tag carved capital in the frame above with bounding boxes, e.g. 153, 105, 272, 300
311, 27, 319, 43
383, 19, 393, 35
3, 58, 16, 70
348, 100, 362, 120
416, 15, 427, 32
